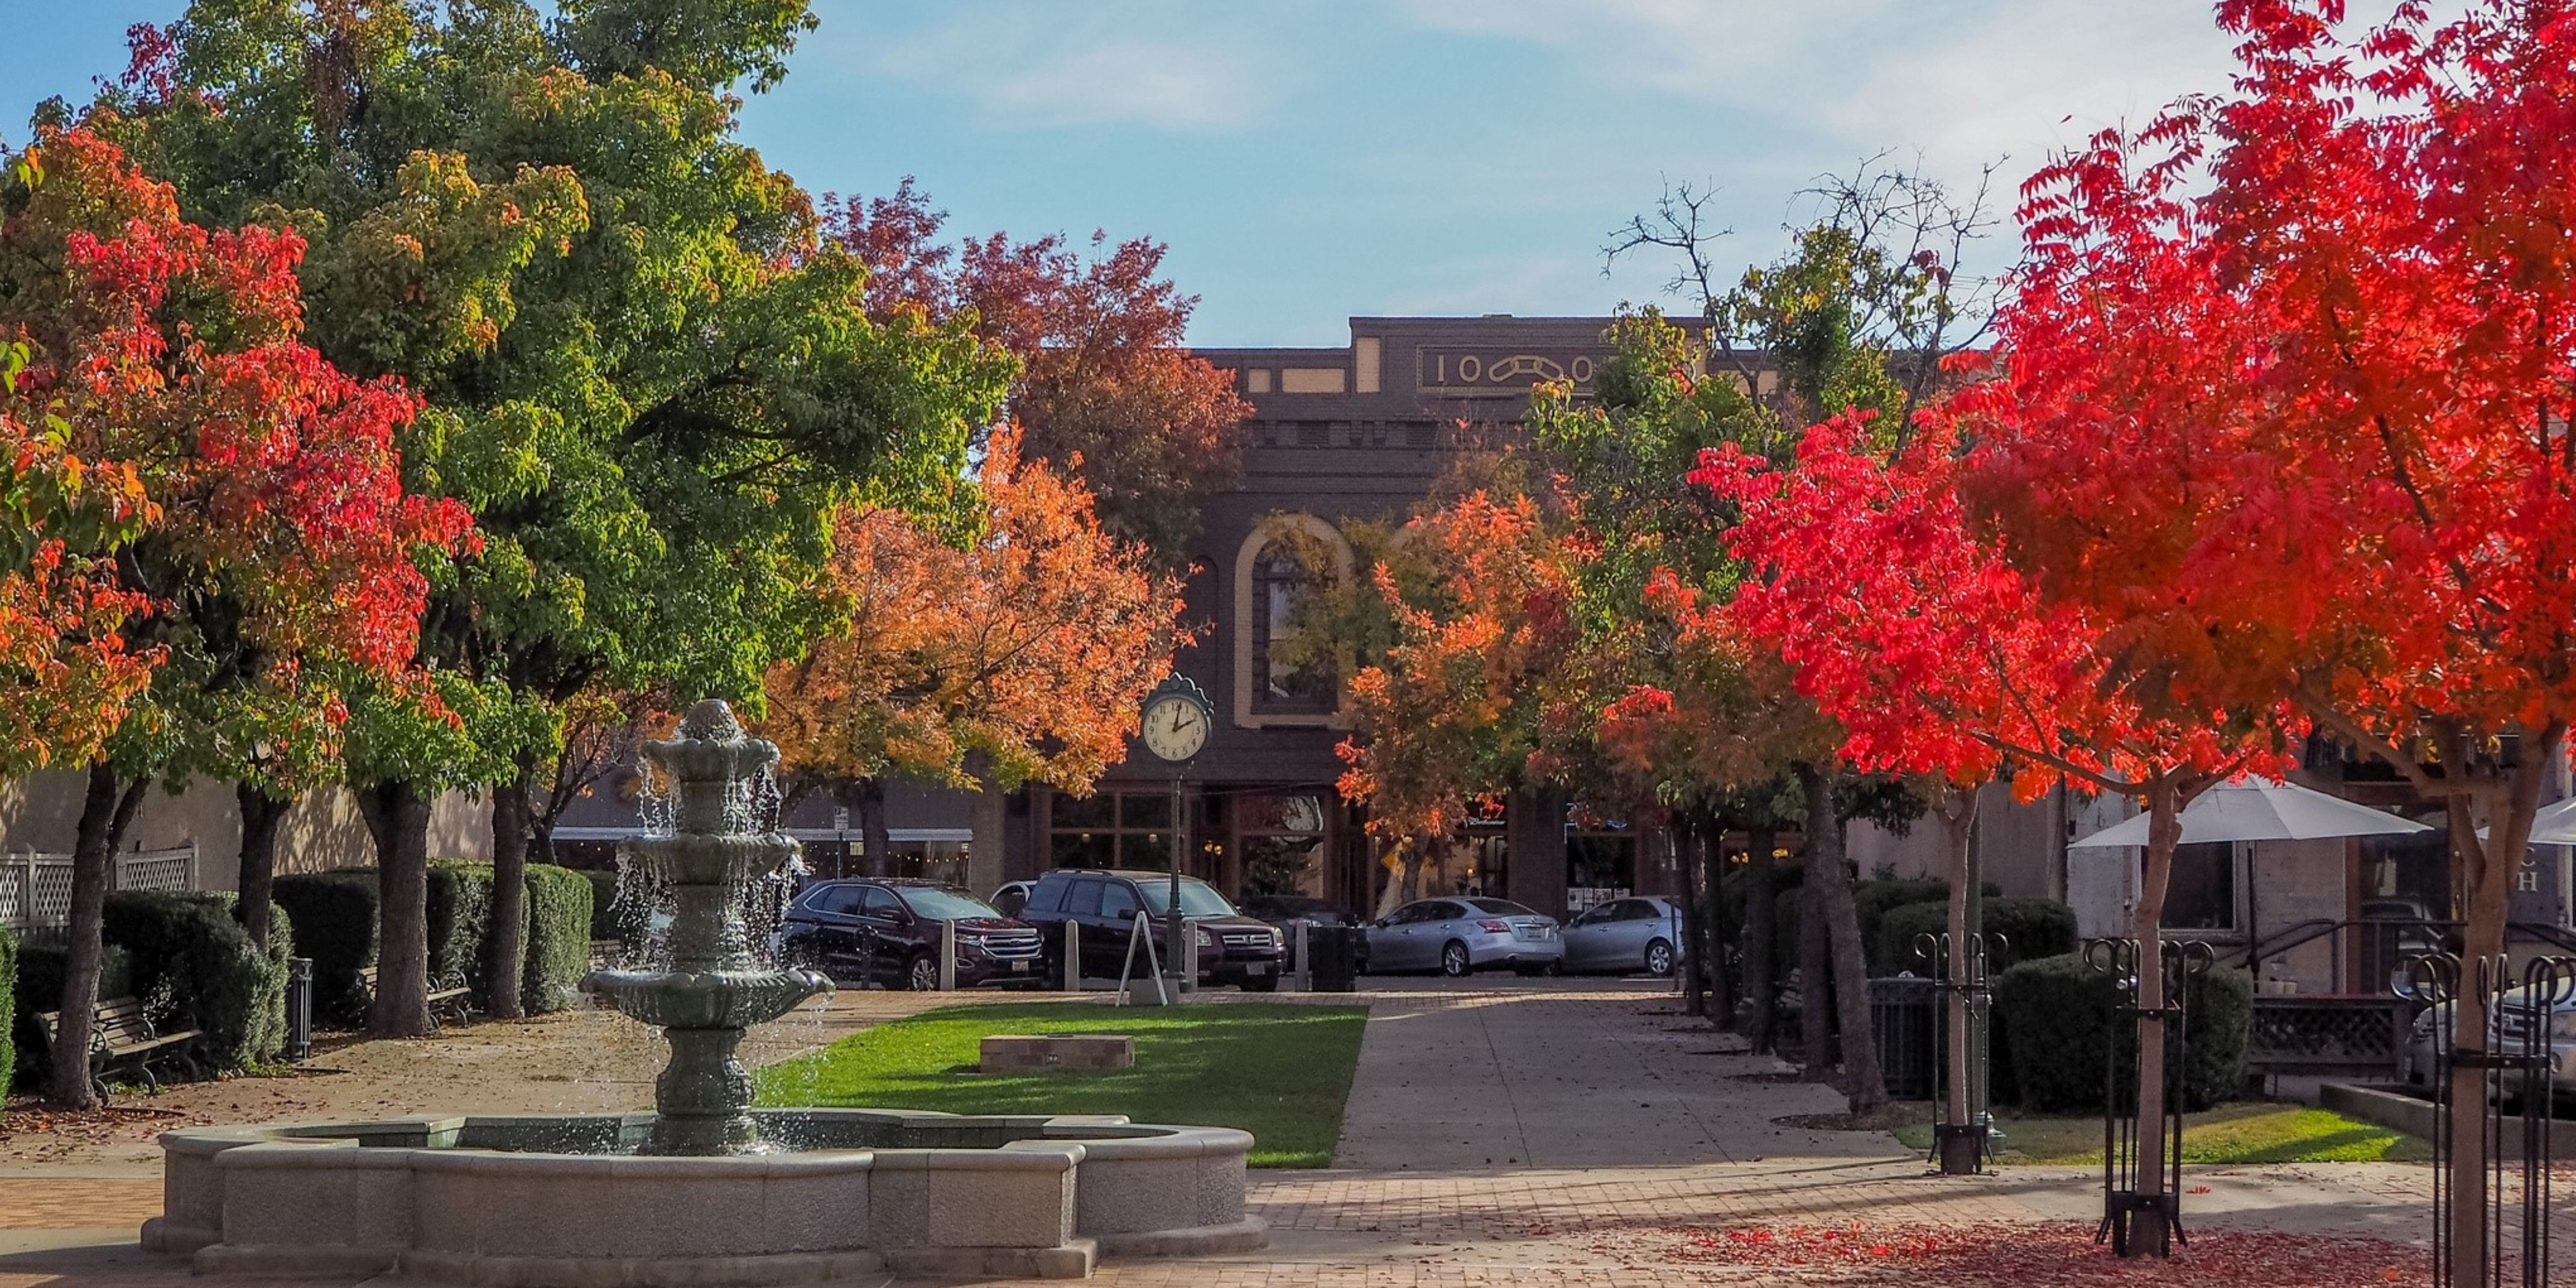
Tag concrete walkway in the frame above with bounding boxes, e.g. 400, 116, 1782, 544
1333, 979, 1903, 1169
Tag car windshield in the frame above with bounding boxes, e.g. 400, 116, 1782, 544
1466, 898, 1537, 917
1139, 878, 1237, 918
897, 888, 1003, 921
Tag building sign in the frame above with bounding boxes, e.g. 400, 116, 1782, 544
2510, 841, 2570, 926
1417, 347, 1601, 395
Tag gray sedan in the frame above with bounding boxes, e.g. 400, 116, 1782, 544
1562, 896, 1687, 976
1367, 897, 1563, 976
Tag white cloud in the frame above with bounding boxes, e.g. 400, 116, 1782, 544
1402, 0, 2239, 183
815, 3, 1268, 133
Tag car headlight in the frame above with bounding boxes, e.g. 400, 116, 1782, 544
1268, 928, 1284, 950
2551, 1008, 2576, 1041
1194, 926, 1216, 949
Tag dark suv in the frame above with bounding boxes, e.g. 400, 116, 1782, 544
1018, 869, 1286, 991
777, 879, 1045, 991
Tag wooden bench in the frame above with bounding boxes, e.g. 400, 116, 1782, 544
357, 965, 476, 1029
35, 997, 201, 1104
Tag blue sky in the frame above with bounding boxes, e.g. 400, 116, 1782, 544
2, 1, 2258, 346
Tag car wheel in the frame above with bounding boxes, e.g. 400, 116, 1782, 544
1644, 938, 1676, 978
1441, 941, 1471, 977
905, 953, 940, 992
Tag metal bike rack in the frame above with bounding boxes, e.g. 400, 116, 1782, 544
2086, 936, 2213, 1257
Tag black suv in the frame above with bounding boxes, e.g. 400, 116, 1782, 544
778, 879, 1045, 991
1018, 869, 1285, 991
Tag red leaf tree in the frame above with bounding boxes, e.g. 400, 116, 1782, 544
826, 180, 1248, 561
1702, 412, 2295, 1235
1946, 3, 2576, 1266
0, 126, 468, 1104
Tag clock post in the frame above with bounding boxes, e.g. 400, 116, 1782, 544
1137, 676, 1214, 1003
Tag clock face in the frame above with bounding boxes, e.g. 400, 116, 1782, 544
1140, 695, 1209, 763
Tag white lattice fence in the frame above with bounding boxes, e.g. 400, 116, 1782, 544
0, 843, 199, 938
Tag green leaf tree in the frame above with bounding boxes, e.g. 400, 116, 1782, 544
89, 0, 1011, 1032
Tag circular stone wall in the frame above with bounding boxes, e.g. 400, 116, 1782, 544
145, 1109, 1263, 1285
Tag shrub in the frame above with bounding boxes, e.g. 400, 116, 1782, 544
1871, 897, 2079, 978
101, 891, 294, 1074
427, 861, 495, 1000
1983, 899, 2079, 973
1993, 951, 2253, 1112
11, 943, 135, 1088
583, 866, 653, 951
521, 864, 594, 1014
1855, 876, 1947, 963
273, 871, 379, 1023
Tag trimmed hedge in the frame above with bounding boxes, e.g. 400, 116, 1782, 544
428, 861, 496, 1000
583, 867, 652, 952
101, 891, 294, 1074
1871, 897, 2080, 977
11, 943, 134, 1089
1992, 951, 2253, 1112
273, 872, 379, 1023
521, 864, 594, 1014
1855, 876, 1947, 963
276, 863, 595, 1018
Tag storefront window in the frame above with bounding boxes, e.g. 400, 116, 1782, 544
1237, 792, 1328, 896
1049, 792, 1176, 868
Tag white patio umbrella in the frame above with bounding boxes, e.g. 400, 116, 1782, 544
2474, 795, 2576, 845
2068, 778, 2433, 849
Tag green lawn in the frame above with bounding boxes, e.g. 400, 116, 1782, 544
1893, 1101, 2431, 1165
754, 1002, 1368, 1168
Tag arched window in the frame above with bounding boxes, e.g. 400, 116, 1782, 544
1232, 515, 1352, 727
1250, 545, 1333, 713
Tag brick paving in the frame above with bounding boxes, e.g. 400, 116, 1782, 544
0, 978, 2498, 1287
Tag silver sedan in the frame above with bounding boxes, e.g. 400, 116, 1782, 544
1561, 896, 1687, 976
1366, 897, 1562, 976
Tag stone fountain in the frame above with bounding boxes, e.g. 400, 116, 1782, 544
580, 699, 834, 1155
141, 697, 1266, 1285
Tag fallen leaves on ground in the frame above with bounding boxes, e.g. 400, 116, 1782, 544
1563, 1220, 2424, 1285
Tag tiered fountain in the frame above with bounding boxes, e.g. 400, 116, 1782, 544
143, 699, 1264, 1286
580, 700, 834, 1156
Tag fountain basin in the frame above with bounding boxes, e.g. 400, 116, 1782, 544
145, 1108, 1264, 1284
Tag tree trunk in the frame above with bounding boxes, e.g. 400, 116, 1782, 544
2440, 729, 2556, 1287
1743, 825, 1778, 1051
1800, 847, 1832, 1082
2128, 776, 2183, 1256
1935, 784, 1979, 1173
360, 780, 435, 1038
1803, 766, 1887, 1117
48, 762, 146, 1107
237, 783, 291, 950
1674, 817, 1704, 1017
484, 765, 533, 1020
858, 777, 894, 878
1699, 814, 1731, 1028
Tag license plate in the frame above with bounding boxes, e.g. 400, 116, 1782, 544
1246, 962, 1269, 975
1010, 960, 1029, 972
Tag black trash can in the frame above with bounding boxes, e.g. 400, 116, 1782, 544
1310, 925, 1364, 992
1869, 975, 1936, 1100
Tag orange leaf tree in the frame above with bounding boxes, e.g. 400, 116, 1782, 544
1, 126, 470, 1103
1949, 2, 2576, 1266
761, 426, 1190, 874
